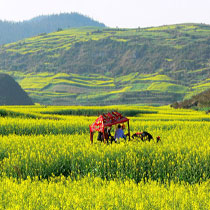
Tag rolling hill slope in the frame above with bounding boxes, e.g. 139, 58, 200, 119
0, 24, 210, 105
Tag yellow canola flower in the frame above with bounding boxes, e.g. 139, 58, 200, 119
0, 176, 210, 209
0, 105, 210, 208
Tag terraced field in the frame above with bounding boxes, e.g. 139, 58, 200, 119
0, 24, 210, 105
0, 70, 191, 105
1, 69, 209, 105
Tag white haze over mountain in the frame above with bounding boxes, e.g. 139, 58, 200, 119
0, 0, 210, 28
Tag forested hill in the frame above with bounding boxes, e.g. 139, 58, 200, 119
0, 13, 105, 45
0, 74, 33, 105
0, 24, 210, 105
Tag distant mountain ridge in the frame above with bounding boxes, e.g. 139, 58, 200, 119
0, 13, 105, 45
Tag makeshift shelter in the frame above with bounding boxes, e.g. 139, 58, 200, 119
89, 111, 130, 143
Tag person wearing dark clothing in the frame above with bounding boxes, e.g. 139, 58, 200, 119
140, 131, 153, 142
156, 136, 161, 143
132, 131, 161, 143
97, 127, 115, 143
132, 131, 153, 142
97, 131, 103, 142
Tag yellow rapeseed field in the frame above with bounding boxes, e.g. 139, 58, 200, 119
0, 105, 210, 209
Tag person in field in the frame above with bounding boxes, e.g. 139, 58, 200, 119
97, 127, 115, 143
140, 131, 153, 142
97, 131, 103, 142
106, 127, 115, 143
156, 136, 161, 143
132, 131, 161, 143
114, 124, 127, 142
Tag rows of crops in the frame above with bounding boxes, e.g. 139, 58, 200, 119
0, 105, 210, 209
1, 176, 210, 209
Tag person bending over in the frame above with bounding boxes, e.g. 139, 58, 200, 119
132, 131, 161, 143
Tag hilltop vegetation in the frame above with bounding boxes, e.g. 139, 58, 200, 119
0, 13, 105, 45
0, 24, 210, 105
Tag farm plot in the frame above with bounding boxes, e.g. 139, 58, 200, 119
0, 105, 210, 209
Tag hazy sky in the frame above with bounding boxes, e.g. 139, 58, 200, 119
0, 0, 210, 28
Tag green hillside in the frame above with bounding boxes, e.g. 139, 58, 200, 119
0, 24, 210, 105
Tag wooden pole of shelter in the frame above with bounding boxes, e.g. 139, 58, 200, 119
90, 131, 93, 144
103, 131, 106, 144
127, 121, 130, 141
102, 121, 106, 144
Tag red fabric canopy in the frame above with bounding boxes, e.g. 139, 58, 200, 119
89, 111, 129, 133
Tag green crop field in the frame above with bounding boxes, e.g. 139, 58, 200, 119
0, 105, 210, 209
